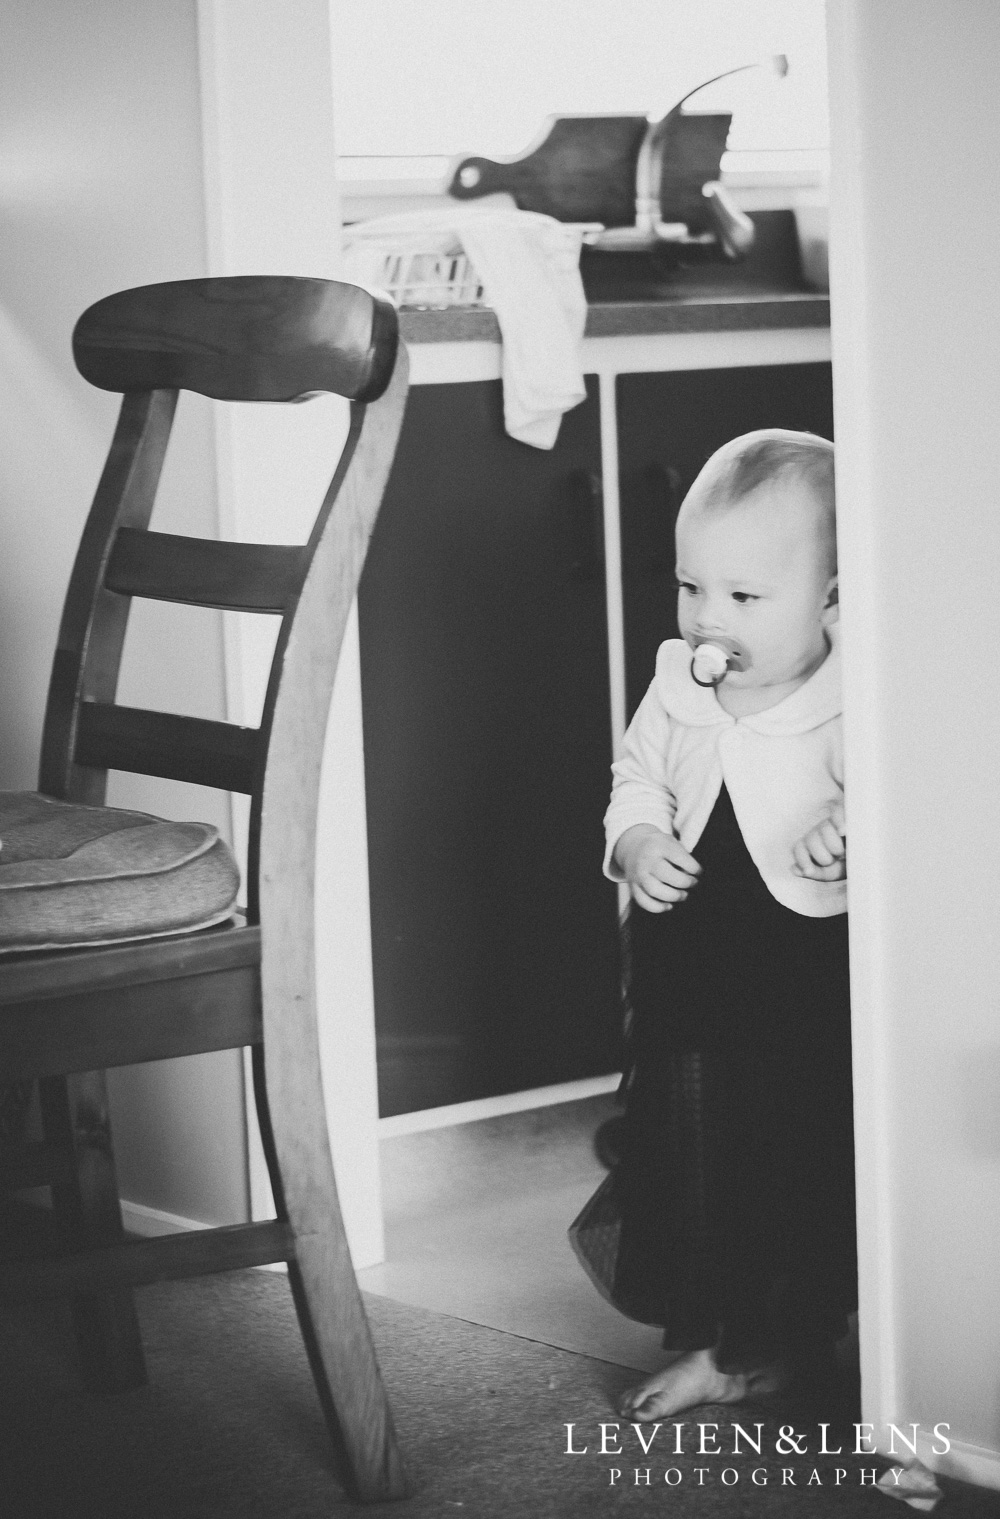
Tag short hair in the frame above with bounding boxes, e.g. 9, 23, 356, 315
682, 428, 837, 573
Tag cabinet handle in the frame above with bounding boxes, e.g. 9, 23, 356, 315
561, 469, 605, 583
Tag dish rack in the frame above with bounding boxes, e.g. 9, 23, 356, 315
358, 246, 486, 310
342, 218, 599, 310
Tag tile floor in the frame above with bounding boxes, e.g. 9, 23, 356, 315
357, 1092, 667, 1374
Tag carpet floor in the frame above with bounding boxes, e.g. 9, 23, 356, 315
3, 1270, 1000, 1519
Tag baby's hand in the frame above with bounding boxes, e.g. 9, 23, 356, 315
614, 824, 701, 913
792, 802, 846, 881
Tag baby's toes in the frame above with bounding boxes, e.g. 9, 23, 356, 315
618, 1387, 667, 1421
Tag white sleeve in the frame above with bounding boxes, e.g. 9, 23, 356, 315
602, 678, 677, 880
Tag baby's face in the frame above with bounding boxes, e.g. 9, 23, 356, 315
674, 478, 837, 694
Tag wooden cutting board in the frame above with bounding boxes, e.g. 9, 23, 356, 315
446, 115, 648, 228
446, 111, 733, 230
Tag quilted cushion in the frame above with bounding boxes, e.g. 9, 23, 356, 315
0, 792, 240, 952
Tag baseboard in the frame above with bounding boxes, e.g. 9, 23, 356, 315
916, 1431, 1000, 1492
120, 1200, 287, 1271
377, 1072, 621, 1138
120, 1200, 205, 1237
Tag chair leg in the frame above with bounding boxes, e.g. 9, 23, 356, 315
39, 1072, 147, 1392
252, 1049, 410, 1503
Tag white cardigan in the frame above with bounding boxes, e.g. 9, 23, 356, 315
603, 635, 846, 918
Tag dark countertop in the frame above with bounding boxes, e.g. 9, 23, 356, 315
399, 290, 829, 344
397, 210, 829, 345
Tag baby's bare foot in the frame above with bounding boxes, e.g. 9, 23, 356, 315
618, 1348, 788, 1421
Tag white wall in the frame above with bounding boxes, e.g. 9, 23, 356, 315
0, 0, 247, 1228
331, 0, 828, 159
828, 0, 1000, 1485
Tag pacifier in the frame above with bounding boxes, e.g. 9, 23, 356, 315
689, 637, 746, 687
691, 643, 729, 686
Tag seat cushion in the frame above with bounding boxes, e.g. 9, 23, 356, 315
0, 792, 241, 952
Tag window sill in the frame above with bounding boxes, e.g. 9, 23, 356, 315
337, 149, 828, 224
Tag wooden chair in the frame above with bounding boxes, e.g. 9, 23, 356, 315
0, 277, 410, 1503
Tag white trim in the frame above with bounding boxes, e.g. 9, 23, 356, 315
377, 1073, 621, 1138
409, 327, 832, 387
194, 0, 385, 1270
598, 371, 632, 924
196, 0, 277, 1235
599, 371, 627, 760
121, 1199, 206, 1237
336, 150, 827, 222
825, 0, 900, 1434
914, 1434, 1000, 1493
341, 182, 825, 225
337, 151, 827, 185
408, 339, 503, 385
582, 327, 831, 376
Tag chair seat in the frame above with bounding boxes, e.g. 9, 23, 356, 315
0, 792, 240, 953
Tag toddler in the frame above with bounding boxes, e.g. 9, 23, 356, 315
571, 429, 855, 1420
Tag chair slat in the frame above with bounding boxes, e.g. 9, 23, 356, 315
0, 1220, 296, 1300
0, 923, 260, 1005
74, 703, 258, 793
0, 954, 262, 1080
105, 529, 305, 612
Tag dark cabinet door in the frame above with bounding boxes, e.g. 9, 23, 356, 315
359, 378, 621, 1116
617, 364, 835, 719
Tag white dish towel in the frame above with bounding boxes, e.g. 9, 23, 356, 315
342, 207, 588, 450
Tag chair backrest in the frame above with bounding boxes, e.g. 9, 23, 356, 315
40, 276, 408, 930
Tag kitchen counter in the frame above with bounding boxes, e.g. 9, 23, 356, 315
397, 210, 829, 346
399, 288, 828, 344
